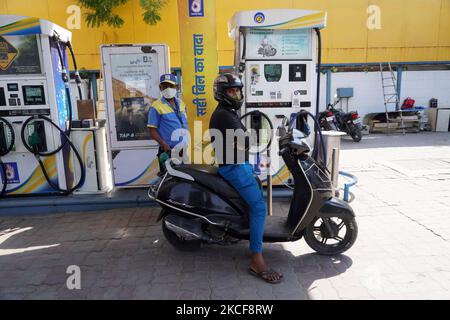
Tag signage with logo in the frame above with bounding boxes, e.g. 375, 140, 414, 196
254, 12, 265, 24
189, 0, 204, 17
1, 162, 20, 184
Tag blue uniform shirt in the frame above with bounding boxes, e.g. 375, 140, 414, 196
147, 97, 189, 148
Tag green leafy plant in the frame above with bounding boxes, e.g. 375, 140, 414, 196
77, 0, 168, 28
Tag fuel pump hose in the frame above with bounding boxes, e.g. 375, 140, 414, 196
313, 28, 323, 161
0, 117, 15, 196
20, 115, 86, 195
67, 41, 83, 100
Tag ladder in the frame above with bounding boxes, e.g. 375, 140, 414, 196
379, 62, 405, 134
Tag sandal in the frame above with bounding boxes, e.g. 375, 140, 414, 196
248, 268, 283, 284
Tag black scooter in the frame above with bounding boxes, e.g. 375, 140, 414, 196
148, 112, 358, 255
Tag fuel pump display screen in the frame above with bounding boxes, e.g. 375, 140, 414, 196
264, 64, 282, 82
245, 29, 311, 60
22, 85, 45, 105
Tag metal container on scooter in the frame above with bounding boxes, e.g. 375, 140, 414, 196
317, 131, 346, 190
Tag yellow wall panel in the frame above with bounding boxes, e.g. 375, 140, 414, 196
4, 0, 49, 18
438, 0, 450, 46
368, 0, 405, 48
437, 47, 450, 60
327, 48, 368, 64
400, 47, 439, 62
0, 1, 8, 14
324, 0, 369, 49
131, 0, 180, 51
1, 0, 449, 69
401, 0, 441, 47
368, 47, 440, 63
219, 50, 234, 68
47, 0, 98, 56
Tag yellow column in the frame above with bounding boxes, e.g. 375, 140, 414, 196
177, 0, 218, 164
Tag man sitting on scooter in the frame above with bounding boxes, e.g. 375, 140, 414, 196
209, 73, 283, 284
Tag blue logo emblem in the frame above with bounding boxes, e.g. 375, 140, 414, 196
1, 162, 20, 184
189, 0, 204, 17
254, 12, 265, 24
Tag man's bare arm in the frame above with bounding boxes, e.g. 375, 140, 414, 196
148, 127, 171, 152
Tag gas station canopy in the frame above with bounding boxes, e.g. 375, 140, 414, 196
228, 9, 327, 37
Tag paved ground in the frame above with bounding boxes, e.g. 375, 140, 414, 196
0, 132, 449, 300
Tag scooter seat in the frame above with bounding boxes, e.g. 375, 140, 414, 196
175, 164, 242, 199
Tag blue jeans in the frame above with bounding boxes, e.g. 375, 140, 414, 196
217, 162, 266, 253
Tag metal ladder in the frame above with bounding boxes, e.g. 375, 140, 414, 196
379, 62, 405, 134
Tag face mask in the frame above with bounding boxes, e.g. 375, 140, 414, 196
162, 88, 177, 99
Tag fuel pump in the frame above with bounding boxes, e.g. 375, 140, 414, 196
0, 15, 87, 196
0, 117, 15, 195
228, 9, 327, 186
19, 34, 86, 195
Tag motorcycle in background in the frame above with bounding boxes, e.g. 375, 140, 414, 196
318, 99, 363, 143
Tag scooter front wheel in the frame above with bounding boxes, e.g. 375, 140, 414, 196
162, 216, 202, 252
304, 216, 358, 255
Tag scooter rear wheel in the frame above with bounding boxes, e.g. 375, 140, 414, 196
304, 216, 358, 255
162, 215, 202, 252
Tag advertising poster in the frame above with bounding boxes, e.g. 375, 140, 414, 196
110, 53, 159, 141
245, 29, 311, 60
0, 35, 41, 75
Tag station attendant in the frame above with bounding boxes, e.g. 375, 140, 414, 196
209, 73, 283, 284
147, 74, 189, 174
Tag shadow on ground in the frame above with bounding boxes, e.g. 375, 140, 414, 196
0, 209, 353, 300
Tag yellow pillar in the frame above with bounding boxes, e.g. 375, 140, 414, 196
177, 0, 218, 164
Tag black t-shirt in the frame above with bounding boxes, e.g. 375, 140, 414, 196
209, 103, 249, 166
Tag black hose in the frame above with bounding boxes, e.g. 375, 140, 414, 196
0, 117, 15, 157
295, 110, 327, 170
22, 38, 74, 156
0, 117, 16, 196
0, 160, 7, 196
240, 110, 274, 152
16, 37, 85, 195
306, 111, 327, 168
54, 40, 73, 136
30, 115, 85, 195
21, 116, 67, 156
67, 41, 83, 100
313, 28, 322, 161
